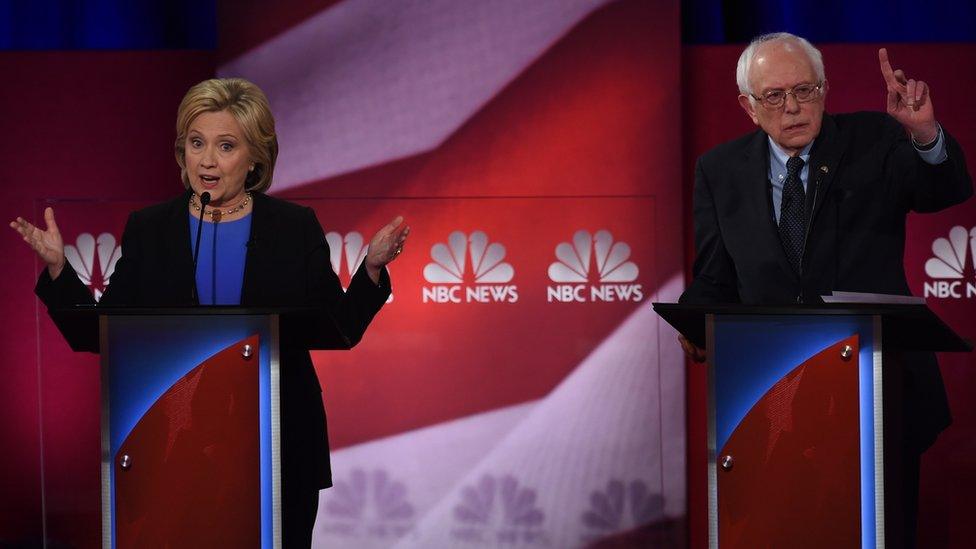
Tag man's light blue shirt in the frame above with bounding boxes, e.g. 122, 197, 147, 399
768, 125, 947, 223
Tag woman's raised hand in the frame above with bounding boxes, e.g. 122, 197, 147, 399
364, 216, 410, 284
10, 207, 67, 279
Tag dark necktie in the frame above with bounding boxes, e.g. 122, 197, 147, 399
779, 156, 806, 274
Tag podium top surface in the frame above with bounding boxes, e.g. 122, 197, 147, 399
51, 305, 353, 350
653, 302, 972, 353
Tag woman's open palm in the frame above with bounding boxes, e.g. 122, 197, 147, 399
10, 207, 67, 278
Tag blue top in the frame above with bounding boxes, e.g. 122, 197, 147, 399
189, 212, 252, 305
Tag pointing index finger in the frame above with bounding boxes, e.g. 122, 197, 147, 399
879, 48, 897, 86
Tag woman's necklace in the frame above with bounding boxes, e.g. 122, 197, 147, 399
190, 191, 251, 222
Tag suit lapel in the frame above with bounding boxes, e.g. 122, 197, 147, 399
169, 191, 197, 304
740, 130, 800, 282
742, 130, 776, 227
240, 192, 276, 305
807, 113, 847, 223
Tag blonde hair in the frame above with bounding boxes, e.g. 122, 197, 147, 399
175, 78, 278, 192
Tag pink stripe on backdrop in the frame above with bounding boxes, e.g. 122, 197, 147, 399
218, 0, 614, 189
316, 275, 686, 548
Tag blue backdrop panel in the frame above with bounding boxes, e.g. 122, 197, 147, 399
683, 0, 976, 44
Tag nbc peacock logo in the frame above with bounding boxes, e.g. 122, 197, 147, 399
546, 230, 643, 303
326, 231, 393, 302
422, 231, 518, 303
923, 226, 976, 299
64, 233, 121, 301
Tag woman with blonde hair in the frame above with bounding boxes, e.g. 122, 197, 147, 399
11, 77, 408, 546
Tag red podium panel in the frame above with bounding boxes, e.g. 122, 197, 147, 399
114, 334, 261, 547
654, 303, 971, 548
717, 336, 861, 548
93, 309, 294, 549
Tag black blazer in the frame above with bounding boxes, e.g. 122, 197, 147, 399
36, 190, 391, 488
680, 111, 973, 449
682, 112, 972, 305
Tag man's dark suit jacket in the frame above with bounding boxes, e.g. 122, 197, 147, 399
680, 111, 973, 448
36, 190, 391, 490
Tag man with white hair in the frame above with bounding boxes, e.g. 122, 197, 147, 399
679, 33, 972, 544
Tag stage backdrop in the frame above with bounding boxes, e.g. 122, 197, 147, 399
7, 0, 686, 547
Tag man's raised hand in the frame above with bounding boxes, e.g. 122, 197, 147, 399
879, 48, 939, 143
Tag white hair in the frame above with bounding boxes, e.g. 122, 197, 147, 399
736, 32, 826, 96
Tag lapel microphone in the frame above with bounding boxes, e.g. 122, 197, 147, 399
191, 191, 211, 303
796, 165, 828, 303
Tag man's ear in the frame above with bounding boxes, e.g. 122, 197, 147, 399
821, 79, 829, 101
738, 94, 760, 125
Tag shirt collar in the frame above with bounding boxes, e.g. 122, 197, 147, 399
768, 137, 813, 169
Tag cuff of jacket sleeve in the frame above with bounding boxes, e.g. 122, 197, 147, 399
349, 262, 392, 305
34, 261, 78, 308
913, 124, 947, 164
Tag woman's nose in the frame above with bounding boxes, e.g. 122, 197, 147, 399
200, 147, 217, 167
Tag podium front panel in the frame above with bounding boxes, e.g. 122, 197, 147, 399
100, 314, 280, 549
707, 314, 882, 549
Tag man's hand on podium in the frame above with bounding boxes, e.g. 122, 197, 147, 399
679, 335, 707, 363
10, 206, 66, 280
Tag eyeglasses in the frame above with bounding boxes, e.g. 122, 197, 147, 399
751, 82, 824, 109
